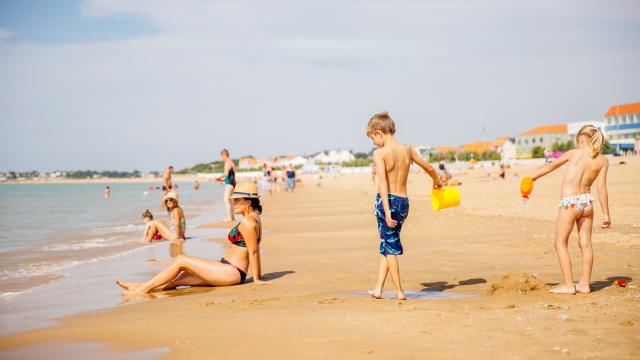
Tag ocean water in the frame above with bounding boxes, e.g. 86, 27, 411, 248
0, 182, 225, 297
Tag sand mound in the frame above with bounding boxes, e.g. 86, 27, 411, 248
488, 273, 544, 295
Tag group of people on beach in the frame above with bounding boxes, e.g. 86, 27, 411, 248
120, 149, 272, 294
120, 112, 611, 300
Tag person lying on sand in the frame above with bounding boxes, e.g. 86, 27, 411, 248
118, 183, 271, 294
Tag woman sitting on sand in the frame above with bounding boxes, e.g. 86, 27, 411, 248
140, 192, 186, 242
118, 183, 270, 294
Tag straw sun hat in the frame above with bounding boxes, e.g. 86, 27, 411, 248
230, 183, 260, 199
163, 192, 179, 203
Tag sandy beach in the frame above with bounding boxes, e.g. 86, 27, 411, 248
0, 157, 638, 359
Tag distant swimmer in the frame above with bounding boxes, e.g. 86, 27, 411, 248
193, 179, 200, 191
216, 149, 236, 222
141, 192, 186, 243
117, 183, 271, 295
161, 166, 174, 209
103, 186, 111, 198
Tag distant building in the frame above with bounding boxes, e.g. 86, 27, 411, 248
494, 137, 516, 161
567, 121, 607, 137
433, 146, 457, 154
603, 102, 640, 154
515, 124, 569, 158
273, 155, 307, 168
312, 150, 355, 164
413, 145, 432, 160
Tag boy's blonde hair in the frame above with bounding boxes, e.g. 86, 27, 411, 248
576, 125, 604, 158
366, 112, 396, 136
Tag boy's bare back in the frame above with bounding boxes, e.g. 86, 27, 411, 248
374, 144, 412, 197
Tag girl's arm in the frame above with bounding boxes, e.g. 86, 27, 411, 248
531, 150, 572, 181
410, 147, 443, 189
597, 158, 611, 228
141, 223, 152, 243
374, 150, 396, 228
241, 220, 270, 285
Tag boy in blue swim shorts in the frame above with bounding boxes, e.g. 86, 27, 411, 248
366, 112, 442, 300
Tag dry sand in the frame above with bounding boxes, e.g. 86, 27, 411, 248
1, 157, 639, 359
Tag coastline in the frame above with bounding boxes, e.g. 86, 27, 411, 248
0, 159, 638, 359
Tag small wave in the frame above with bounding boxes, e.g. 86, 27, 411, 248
0, 291, 27, 299
0, 242, 161, 284
91, 223, 144, 235
40, 235, 128, 251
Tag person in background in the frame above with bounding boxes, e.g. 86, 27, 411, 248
216, 149, 236, 222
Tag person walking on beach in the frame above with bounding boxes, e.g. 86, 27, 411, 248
103, 186, 111, 198
366, 112, 442, 300
529, 125, 610, 294
161, 166, 174, 209
260, 163, 273, 196
144, 192, 186, 242
216, 149, 236, 222
285, 164, 296, 193
117, 183, 270, 294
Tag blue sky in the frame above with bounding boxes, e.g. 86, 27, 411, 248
1, 0, 639, 172
0, 0, 154, 43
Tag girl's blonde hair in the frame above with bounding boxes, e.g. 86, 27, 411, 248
576, 125, 604, 158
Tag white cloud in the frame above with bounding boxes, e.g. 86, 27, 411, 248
0, 0, 639, 171
0, 28, 13, 41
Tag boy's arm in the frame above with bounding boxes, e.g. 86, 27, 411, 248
531, 150, 572, 181
410, 148, 443, 189
596, 157, 611, 228
373, 150, 397, 228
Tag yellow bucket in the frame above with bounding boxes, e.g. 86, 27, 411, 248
431, 187, 461, 211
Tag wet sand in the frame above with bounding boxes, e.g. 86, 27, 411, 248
0, 157, 638, 359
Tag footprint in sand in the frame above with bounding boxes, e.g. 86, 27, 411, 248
318, 297, 343, 304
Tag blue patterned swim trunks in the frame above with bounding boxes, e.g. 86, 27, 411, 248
374, 193, 410, 256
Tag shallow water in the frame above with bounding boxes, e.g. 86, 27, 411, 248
354, 290, 476, 300
0, 225, 227, 336
0, 341, 169, 360
0, 182, 225, 297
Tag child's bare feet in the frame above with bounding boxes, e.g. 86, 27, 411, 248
396, 291, 407, 300
368, 289, 382, 299
548, 285, 576, 294
575, 283, 591, 294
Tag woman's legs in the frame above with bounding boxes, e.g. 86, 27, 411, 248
550, 208, 578, 294
223, 185, 235, 221
153, 220, 178, 241
576, 208, 594, 293
124, 255, 241, 294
